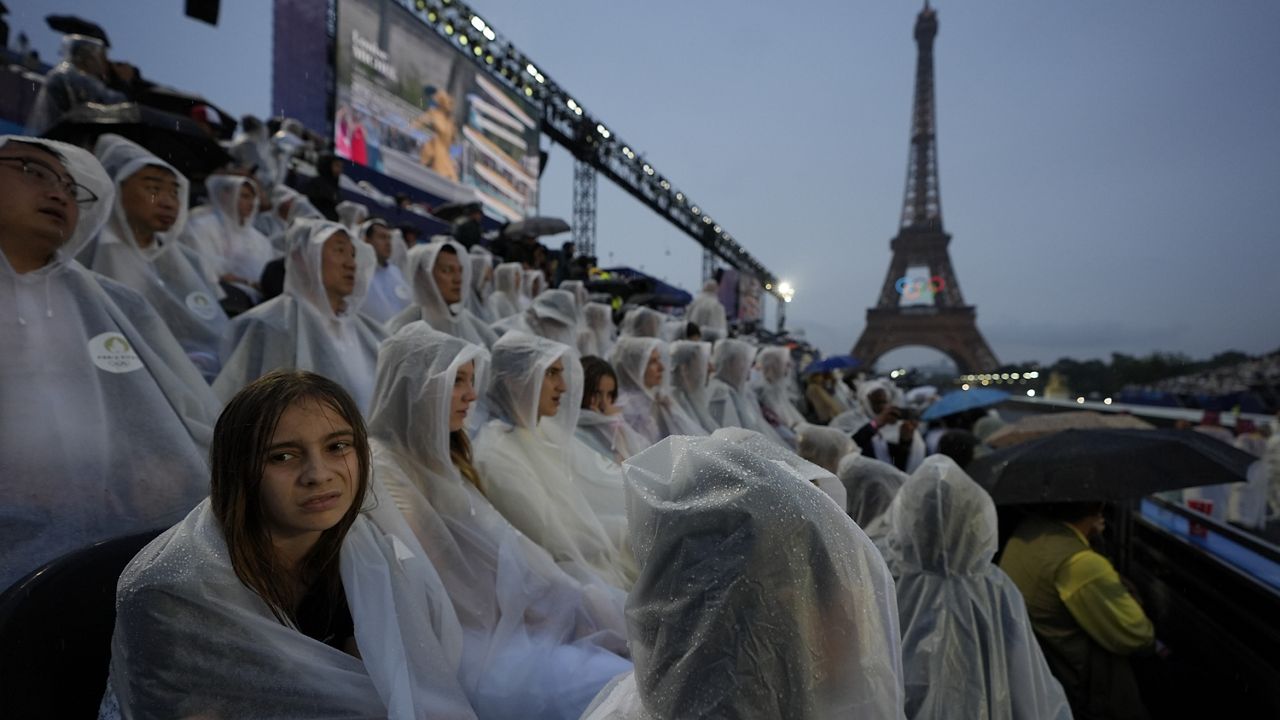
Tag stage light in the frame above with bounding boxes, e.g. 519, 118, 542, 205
962, 383, 970, 390
1027, 389, 1036, 397
415, 0, 426, 11
642, 164, 654, 175
1011, 372, 1020, 379
470, 15, 486, 31
1076, 397, 1085, 404
691, 206, 700, 215
1104, 398, 1112, 405
444, 22, 454, 35
526, 63, 538, 76
777, 281, 795, 302
765, 283, 772, 290
703, 216, 712, 224
659, 180, 670, 190
485, 54, 494, 64
713, 225, 721, 233
523, 86, 533, 96
596, 124, 611, 139
427, 10, 438, 22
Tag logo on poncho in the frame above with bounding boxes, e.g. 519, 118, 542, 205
89, 332, 144, 373
186, 291, 218, 320
394, 283, 411, 301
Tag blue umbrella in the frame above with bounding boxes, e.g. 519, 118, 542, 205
921, 387, 1010, 421
801, 355, 861, 376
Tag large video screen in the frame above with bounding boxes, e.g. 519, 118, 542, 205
334, 0, 540, 221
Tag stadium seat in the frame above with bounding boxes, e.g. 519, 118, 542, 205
0, 530, 163, 719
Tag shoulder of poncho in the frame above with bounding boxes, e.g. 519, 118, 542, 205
233, 295, 296, 332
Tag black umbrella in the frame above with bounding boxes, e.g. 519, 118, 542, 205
431, 201, 482, 223
968, 428, 1255, 505
44, 102, 232, 181
45, 14, 110, 46
500, 215, 570, 239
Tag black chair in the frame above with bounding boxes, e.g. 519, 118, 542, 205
0, 530, 163, 719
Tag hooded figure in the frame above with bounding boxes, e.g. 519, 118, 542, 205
25, 34, 127, 135
466, 248, 495, 324
837, 453, 907, 550
668, 340, 718, 434
493, 288, 581, 348
336, 200, 370, 233
618, 306, 664, 338
486, 261, 523, 319
258, 185, 325, 255
474, 332, 636, 590
559, 279, 590, 313
387, 240, 497, 348
707, 338, 786, 445
796, 422, 857, 475
581, 432, 905, 719
0, 136, 218, 589
684, 278, 728, 333
182, 174, 275, 294
357, 219, 412, 325
754, 345, 807, 433
367, 324, 631, 719
104, 485, 479, 720
521, 269, 547, 308
854, 378, 927, 474
84, 134, 229, 380
214, 220, 384, 412
891, 456, 1072, 719
609, 336, 705, 444
578, 302, 616, 359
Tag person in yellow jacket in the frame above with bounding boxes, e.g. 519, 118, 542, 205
1000, 502, 1155, 720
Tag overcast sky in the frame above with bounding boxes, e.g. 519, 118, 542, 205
13, 1, 1280, 367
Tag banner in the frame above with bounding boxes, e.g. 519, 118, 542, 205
334, 0, 540, 220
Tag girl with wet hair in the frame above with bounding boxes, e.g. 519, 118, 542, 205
102, 369, 477, 720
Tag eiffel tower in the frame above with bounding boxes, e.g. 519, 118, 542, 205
850, 2, 998, 373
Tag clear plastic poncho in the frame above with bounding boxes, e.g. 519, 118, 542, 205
103, 494, 480, 720
891, 456, 1071, 720
367, 323, 631, 719
684, 279, 728, 332
707, 338, 786, 445
0, 136, 218, 590
521, 269, 547, 308
336, 199, 370, 233
668, 340, 718, 434
492, 288, 581, 348
182, 174, 275, 288
486, 261, 524, 319
466, 249, 496, 323
387, 240, 498, 348
837, 453, 907, 548
755, 346, 807, 430
474, 331, 636, 590
357, 219, 412, 325
559, 279, 590, 313
618, 306, 664, 338
576, 408, 651, 466
24, 35, 127, 134
213, 220, 385, 412
582, 431, 905, 719
796, 422, 857, 475
85, 134, 229, 379
578, 302, 616, 359
609, 336, 704, 444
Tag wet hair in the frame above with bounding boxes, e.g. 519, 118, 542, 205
684, 321, 701, 340
436, 242, 458, 256
209, 370, 371, 625
937, 430, 978, 469
449, 430, 484, 495
580, 355, 619, 409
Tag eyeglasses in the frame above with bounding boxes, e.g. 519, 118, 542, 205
0, 156, 99, 205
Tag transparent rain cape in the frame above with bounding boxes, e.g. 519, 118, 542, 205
474, 331, 636, 590
685, 279, 727, 331
578, 301, 616, 359
387, 239, 498, 349
668, 340, 718, 434
583, 431, 905, 719
101, 495, 479, 720
492, 288, 580, 348
358, 219, 412, 325
0, 136, 218, 590
213, 219, 385, 413
890, 456, 1071, 720
486, 261, 524, 320
609, 336, 704, 444
367, 322, 630, 719
706, 338, 786, 445
181, 173, 274, 288
84, 134, 228, 379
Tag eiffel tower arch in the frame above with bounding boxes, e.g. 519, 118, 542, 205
851, 2, 998, 374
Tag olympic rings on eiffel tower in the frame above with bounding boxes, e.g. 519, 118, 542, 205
895, 275, 947, 301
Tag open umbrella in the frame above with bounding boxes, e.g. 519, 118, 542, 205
44, 102, 232, 181
968, 428, 1255, 505
801, 355, 861, 376
985, 411, 1153, 448
500, 215, 570, 239
430, 200, 481, 223
921, 387, 1010, 421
